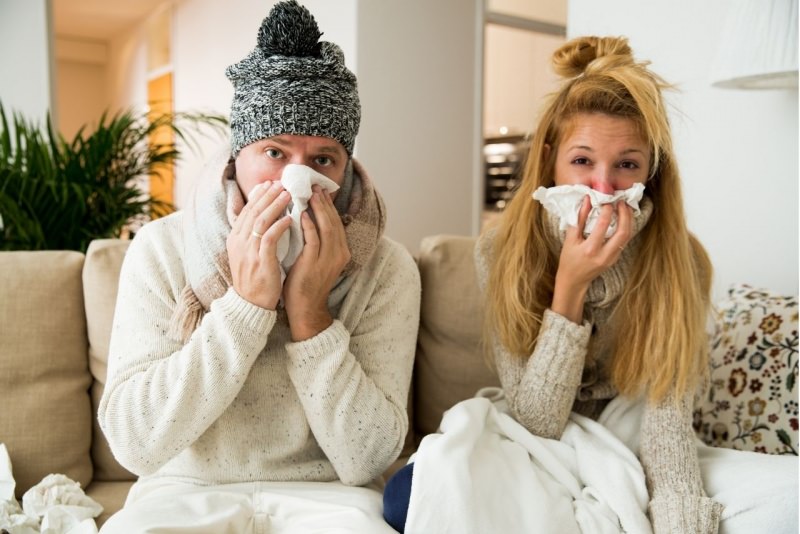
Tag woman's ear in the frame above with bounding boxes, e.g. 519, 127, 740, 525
543, 143, 551, 160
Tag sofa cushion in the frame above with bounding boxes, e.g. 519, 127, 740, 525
694, 284, 799, 455
413, 235, 499, 439
83, 239, 135, 481
86, 480, 135, 527
0, 250, 93, 498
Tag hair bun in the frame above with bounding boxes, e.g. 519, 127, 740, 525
552, 36, 633, 78
258, 0, 322, 58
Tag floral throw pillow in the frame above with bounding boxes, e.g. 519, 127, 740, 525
694, 284, 798, 455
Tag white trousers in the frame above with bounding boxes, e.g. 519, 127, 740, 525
99, 479, 397, 534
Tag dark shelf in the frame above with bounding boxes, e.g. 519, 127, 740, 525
483, 135, 530, 211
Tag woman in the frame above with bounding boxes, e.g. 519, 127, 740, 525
478, 35, 718, 532
385, 36, 797, 534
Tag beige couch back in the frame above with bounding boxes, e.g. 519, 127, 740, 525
413, 235, 499, 441
0, 235, 497, 497
0, 250, 94, 496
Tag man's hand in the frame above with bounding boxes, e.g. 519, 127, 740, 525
227, 181, 292, 310
283, 186, 351, 341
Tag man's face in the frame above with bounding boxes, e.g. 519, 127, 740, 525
235, 134, 349, 201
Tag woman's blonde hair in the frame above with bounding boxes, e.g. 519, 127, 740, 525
485, 36, 712, 403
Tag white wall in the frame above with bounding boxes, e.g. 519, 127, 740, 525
484, 25, 563, 137
106, 23, 148, 117
355, 0, 482, 247
0, 0, 56, 126
55, 36, 108, 139
488, 0, 566, 26
569, 0, 799, 299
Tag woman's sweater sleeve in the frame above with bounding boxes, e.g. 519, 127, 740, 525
640, 392, 723, 533
284, 240, 420, 486
475, 233, 591, 440
98, 223, 276, 475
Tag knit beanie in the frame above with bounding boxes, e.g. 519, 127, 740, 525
225, 0, 361, 156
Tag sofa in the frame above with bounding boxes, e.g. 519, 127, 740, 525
1, 235, 797, 528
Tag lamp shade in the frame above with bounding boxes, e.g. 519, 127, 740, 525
710, 0, 798, 89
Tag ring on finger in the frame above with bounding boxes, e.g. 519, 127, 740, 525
251, 229, 264, 239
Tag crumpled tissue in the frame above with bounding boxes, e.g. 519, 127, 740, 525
0, 444, 102, 534
275, 164, 340, 282
532, 183, 645, 238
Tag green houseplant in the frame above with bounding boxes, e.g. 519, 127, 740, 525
0, 103, 227, 252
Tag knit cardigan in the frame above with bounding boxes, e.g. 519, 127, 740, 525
475, 231, 724, 533
98, 212, 420, 487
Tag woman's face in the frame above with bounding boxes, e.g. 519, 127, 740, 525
553, 113, 650, 193
235, 134, 348, 201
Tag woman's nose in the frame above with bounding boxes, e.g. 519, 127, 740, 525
590, 170, 615, 194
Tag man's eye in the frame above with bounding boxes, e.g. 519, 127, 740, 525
265, 148, 282, 159
315, 156, 333, 166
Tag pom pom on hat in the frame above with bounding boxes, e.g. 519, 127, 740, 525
257, 0, 322, 58
226, 0, 361, 156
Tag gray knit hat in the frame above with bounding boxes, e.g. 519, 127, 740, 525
226, 0, 360, 156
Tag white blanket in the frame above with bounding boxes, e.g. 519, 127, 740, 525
405, 389, 652, 534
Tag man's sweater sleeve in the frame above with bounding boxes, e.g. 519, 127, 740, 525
640, 393, 723, 533
285, 240, 421, 486
98, 223, 276, 475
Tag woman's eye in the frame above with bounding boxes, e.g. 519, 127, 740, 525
619, 160, 639, 169
315, 156, 334, 166
265, 148, 283, 159
572, 157, 590, 165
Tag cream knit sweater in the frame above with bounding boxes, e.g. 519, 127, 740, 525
99, 212, 420, 487
475, 231, 724, 533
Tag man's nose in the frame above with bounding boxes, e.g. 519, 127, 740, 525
289, 155, 306, 165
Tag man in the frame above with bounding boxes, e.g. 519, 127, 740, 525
99, 2, 419, 531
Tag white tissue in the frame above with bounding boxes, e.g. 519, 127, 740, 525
275, 164, 340, 283
22, 474, 103, 528
532, 183, 645, 238
0, 500, 39, 534
0, 444, 102, 534
0, 444, 17, 502
1, 443, 38, 534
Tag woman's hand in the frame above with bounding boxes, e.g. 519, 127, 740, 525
284, 186, 351, 341
227, 181, 292, 310
551, 196, 633, 323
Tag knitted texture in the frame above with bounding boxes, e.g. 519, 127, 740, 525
98, 151, 420, 486
226, 0, 360, 156
99, 213, 420, 486
168, 148, 385, 344
474, 207, 724, 533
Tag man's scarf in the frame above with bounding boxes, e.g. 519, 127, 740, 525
169, 148, 386, 343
